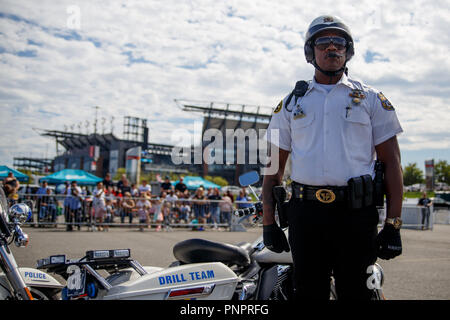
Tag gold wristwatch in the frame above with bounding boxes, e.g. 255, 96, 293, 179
385, 217, 402, 229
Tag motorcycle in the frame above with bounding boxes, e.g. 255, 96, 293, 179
0, 188, 63, 300
35, 171, 385, 300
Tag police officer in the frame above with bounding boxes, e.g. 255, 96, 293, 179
262, 15, 404, 300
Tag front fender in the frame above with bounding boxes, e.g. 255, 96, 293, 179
19, 267, 64, 289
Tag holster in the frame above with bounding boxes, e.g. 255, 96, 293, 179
347, 176, 364, 209
272, 186, 288, 228
347, 174, 374, 209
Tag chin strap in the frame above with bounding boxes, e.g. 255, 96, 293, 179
312, 59, 348, 78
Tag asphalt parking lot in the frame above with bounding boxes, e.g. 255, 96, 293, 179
10, 222, 450, 300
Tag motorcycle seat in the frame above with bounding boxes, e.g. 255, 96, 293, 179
173, 238, 251, 267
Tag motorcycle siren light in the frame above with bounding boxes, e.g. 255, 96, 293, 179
86, 249, 131, 260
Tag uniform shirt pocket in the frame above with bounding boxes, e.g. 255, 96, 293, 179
291, 112, 315, 152
341, 108, 372, 161
343, 108, 370, 125
292, 111, 315, 129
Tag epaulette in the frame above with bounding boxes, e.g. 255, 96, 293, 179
285, 80, 309, 112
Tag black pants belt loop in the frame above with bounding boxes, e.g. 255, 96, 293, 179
291, 181, 348, 203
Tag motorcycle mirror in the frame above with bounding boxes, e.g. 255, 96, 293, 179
239, 171, 259, 187
9, 203, 32, 224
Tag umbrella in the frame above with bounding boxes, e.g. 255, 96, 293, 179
39, 169, 102, 186
0, 165, 29, 182
173, 176, 221, 191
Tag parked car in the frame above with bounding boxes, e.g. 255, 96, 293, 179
431, 197, 450, 210
221, 185, 241, 196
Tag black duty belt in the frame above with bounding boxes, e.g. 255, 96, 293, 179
291, 181, 348, 204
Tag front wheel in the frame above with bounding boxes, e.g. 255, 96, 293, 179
29, 287, 57, 300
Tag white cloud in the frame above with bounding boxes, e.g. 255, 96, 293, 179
0, 0, 449, 168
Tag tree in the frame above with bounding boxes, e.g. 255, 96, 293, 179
113, 168, 126, 181
434, 160, 450, 185
403, 163, 424, 186
212, 176, 229, 187
204, 175, 229, 187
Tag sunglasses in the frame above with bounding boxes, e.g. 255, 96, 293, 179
314, 36, 347, 51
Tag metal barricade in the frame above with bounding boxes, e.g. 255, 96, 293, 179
16, 193, 257, 232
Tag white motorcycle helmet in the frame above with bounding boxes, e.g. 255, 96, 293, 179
304, 15, 354, 76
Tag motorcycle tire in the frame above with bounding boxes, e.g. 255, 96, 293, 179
29, 287, 55, 300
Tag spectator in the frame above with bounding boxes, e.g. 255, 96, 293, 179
225, 190, 234, 203
179, 202, 191, 224
105, 199, 114, 228
166, 190, 178, 206
63, 181, 70, 226
153, 195, 164, 232
103, 173, 114, 189
131, 183, 139, 197
36, 181, 49, 195
3, 172, 20, 202
191, 188, 207, 231
182, 189, 190, 200
136, 193, 151, 231
116, 174, 128, 195
120, 179, 132, 197
121, 192, 135, 224
175, 177, 187, 193
39, 188, 58, 223
418, 192, 432, 230
138, 179, 152, 194
236, 189, 252, 209
220, 191, 234, 228
161, 201, 172, 230
36, 181, 49, 220
66, 181, 82, 231
160, 176, 172, 193
92, 181, 106, 231
105, 185, 117, 201
208, 188, 222, 229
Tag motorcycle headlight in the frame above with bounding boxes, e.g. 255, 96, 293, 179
9, 203, 32, 224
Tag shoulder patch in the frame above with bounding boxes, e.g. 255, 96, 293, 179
377, 92, 395, 111
273, 100, 282, 114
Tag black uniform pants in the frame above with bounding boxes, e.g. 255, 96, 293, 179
287, 198, 379, 300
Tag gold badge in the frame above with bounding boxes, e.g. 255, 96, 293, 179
273, 100, 282, 114
315, 189, 336, 203
349, 89, 365, 105
377, 92, 395, 111
293, 104, 306, 119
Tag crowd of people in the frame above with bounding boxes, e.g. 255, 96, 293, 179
85, 174, 252, 232
3, 172, 254, 232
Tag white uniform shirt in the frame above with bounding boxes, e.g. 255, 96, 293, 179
266, 73, 403, 186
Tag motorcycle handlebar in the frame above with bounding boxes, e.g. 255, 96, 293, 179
234, 202, 263, 223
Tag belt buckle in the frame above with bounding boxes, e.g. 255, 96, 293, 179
315, 189, 336, 203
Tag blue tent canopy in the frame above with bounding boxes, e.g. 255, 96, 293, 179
173, 176, 221, 191
40, 169, 102, 186
0, 165, 29, 182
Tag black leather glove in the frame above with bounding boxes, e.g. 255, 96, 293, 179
376, 224, 402, 260
263, 223, 290, 253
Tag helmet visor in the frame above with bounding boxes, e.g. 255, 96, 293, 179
314, 36, 347, 51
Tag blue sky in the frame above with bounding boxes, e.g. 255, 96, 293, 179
0, 0, 449, 174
